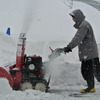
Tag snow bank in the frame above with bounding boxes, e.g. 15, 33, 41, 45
0, 78, 12, 94
0, 32, 16, 66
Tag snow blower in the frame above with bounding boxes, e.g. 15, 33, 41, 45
0, 33, 49, 92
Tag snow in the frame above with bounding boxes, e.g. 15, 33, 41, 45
0, 0, 100, 100
93, 0, 100, 2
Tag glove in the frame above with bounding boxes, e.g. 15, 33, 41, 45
63, 46, 72, 54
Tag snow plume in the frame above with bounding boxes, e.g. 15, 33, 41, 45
45, 57, 83, 87
21, 0, 37, 34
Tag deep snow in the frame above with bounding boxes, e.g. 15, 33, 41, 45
0, 0, 100, 100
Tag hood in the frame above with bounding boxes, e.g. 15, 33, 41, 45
69, 9, 85, 29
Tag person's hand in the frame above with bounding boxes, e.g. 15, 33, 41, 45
63, 46, 72, 54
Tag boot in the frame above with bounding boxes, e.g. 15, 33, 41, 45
80, 88, 96, 93
80, 78, 95, 93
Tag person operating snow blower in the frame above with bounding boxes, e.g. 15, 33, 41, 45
55, 9, 100, 93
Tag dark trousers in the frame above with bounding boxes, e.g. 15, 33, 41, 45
81, 57, 100, 89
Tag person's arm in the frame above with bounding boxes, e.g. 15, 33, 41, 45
67, 26, 89, 49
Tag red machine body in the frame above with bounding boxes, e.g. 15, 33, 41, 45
0, 33, 48, 91
0, 33, 26, 89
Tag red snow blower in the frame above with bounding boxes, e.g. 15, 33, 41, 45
0, 33, 49, 92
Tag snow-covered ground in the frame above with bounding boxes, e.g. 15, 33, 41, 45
93, 0, 100, 2
0, 0, 100, 100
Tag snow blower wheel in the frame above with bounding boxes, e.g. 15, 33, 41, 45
34, 82, 47, 92
21, 82, 33, 91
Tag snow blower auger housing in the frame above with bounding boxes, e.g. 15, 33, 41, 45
0, 33, 49, 92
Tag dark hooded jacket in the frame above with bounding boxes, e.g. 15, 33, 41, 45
67, 9, 99, 61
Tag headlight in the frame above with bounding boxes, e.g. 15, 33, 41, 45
29, 64, 35, 70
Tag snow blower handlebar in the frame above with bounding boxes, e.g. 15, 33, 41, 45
48, 47, 64, 60
49, 47, 54, 53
